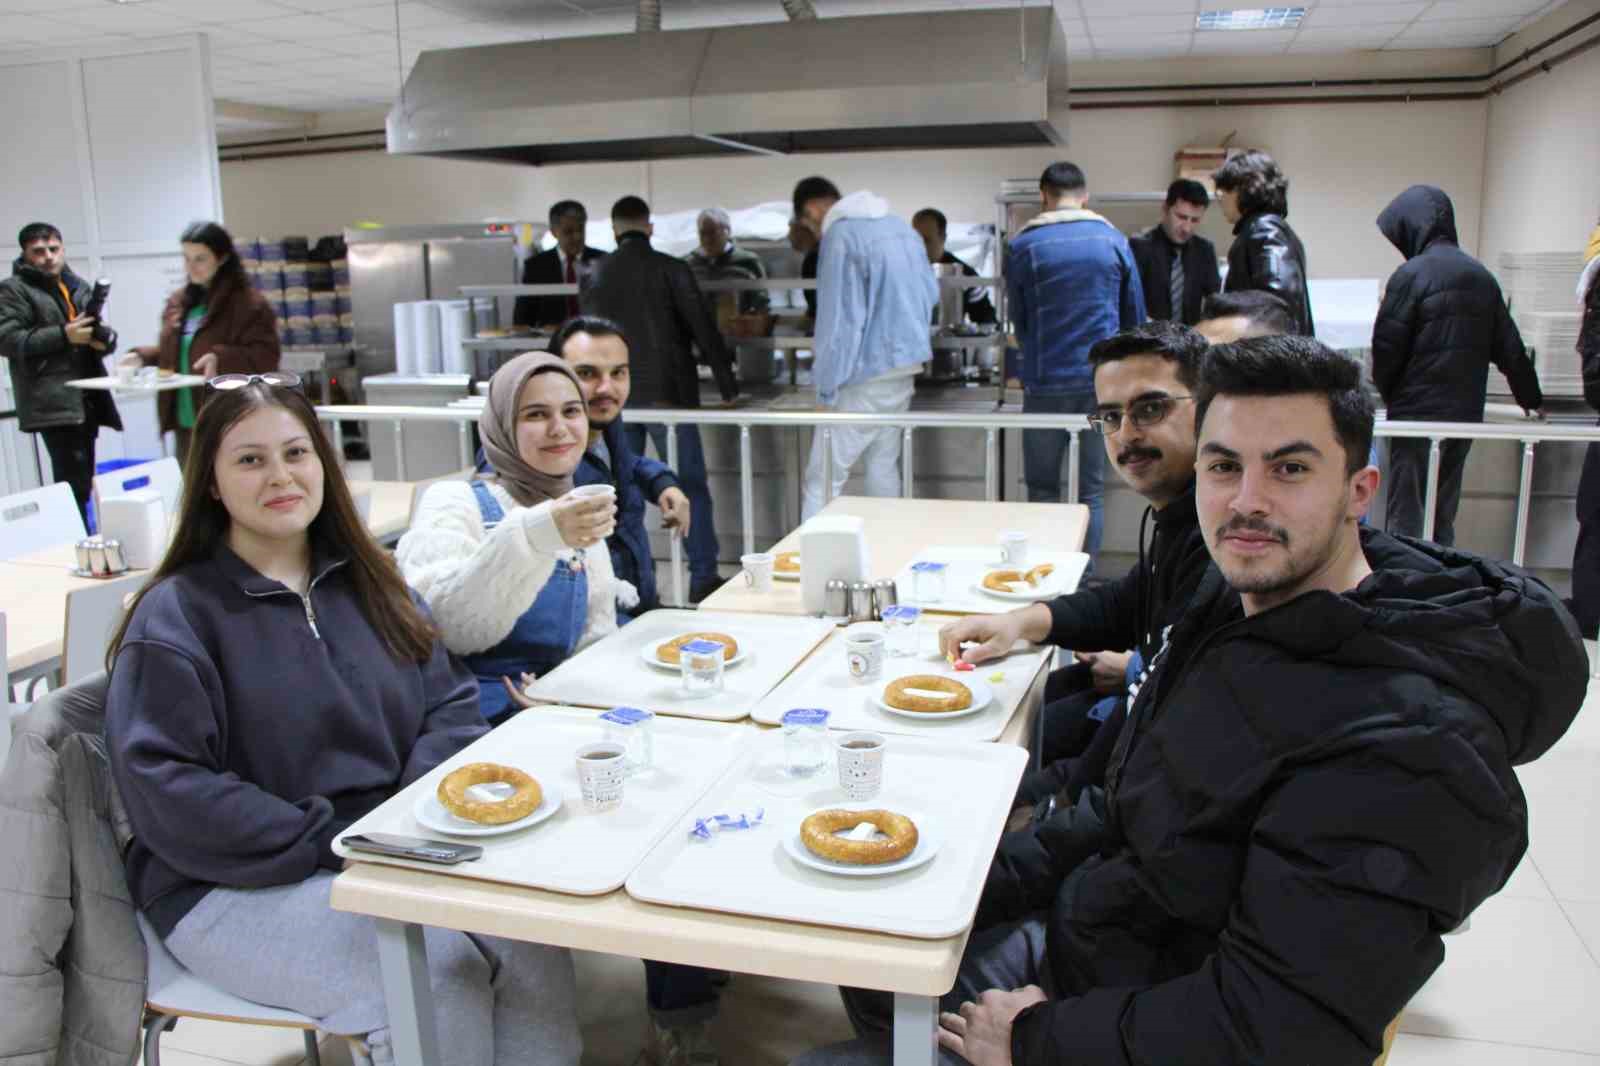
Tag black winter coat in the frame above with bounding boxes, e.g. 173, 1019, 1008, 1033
581, 232, 736, 409
1372, 185, 1542, 421
1129, 228, 1222, 326
0, 260, 122, 433
1003, 530, 1586, 1066
1224, 211, 1315, 336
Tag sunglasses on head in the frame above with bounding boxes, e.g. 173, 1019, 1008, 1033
206, 370, 303, 392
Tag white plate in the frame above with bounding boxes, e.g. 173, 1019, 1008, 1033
641, 634, 748, 671
974, 568, 1062, 602
772, 553, 801, 581
412, 781, 564, 838
870, 675, 993, 721
782, 806, 942, 877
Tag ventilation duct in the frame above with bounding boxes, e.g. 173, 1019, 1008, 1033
386, 8, 1069, 166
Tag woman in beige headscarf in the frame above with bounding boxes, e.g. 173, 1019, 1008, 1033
396, 352, 631, 722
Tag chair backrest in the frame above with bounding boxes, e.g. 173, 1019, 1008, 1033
0, 482, 85, 560
136, 909, 317, 1027
93, 457, 183, 526
62, 572, 151, 685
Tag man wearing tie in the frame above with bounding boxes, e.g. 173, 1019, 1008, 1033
1130, 180, 1221, 327
512, 200, 608, 330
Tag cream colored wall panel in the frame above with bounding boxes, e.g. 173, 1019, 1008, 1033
0, 61, 88, 245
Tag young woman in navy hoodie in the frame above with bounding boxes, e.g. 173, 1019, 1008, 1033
105, 373, 580, 1066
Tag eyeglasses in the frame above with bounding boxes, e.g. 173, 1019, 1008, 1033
1087, 395, 1194, 436
207, 371, 303, 392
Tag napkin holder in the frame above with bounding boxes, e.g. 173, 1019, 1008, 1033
97, 488, 169, 569
800, 516, 870, 615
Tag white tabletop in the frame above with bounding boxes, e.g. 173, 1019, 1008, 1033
699, 496, 1090, 617
67, 374, 206, 392
626, 729, 1029, 939
333, 707, 751, 896
894, 545, 1089, 615
522, 610, 835, 722
750, 622, 1051, 743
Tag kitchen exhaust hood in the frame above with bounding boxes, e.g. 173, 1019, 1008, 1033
387, 8, 1069, 166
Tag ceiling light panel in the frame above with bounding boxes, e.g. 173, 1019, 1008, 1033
1197, 7, 1306, 31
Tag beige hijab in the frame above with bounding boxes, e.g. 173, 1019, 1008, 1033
479, 352, 588, 508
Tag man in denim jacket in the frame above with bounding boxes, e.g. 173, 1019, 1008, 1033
794, 176, 938, 519
1007, 163, 1145, 564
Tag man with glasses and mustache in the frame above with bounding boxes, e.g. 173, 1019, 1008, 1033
936, 321, 1213, 870
795, 335, 1587, 1066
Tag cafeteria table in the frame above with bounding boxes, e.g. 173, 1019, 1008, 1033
699, 496, 1089, 616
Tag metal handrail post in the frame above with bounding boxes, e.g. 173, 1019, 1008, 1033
457, 422, 473, 472
901, 427, 915, 499
820, 427, 834, 508
1067, 429, 1082, 504
393, 421, 406, 482
1512, 441, 1536, 567
1421, 437, 1442, 542
739, 424, 755, 557
984, 429, 998, 502
665, 428, 684, 607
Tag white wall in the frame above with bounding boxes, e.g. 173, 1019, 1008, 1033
1480, 0, 1600, 266
220, 74, 1490, 283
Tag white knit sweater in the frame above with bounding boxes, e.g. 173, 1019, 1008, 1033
395, 480, 636, 657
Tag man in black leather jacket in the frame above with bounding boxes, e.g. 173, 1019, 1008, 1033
582, 196, 739, 602
1213, 150, 1315, 336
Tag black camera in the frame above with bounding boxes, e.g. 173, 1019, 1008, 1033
82, 277, 117, 350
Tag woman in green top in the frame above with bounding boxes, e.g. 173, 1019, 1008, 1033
126, 222, 281, 466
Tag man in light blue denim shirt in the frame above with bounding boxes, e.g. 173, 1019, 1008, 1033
795, 176, 938, 519
1008, 162, 1146, 566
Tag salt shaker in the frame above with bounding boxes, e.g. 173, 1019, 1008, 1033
847, 581, 876, 623
823, 578, 849, 620
871, 578, 898, 620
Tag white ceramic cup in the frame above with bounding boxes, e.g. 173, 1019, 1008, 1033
999, 530, 1030, 565
575, 742, 628, 812
844, 624, 886, 684
835, 731, 885, 801
570, 483, 616, 500
115, 363, 137, 384
742, 552, 775, 592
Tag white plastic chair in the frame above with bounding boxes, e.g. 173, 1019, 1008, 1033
92, 457, 182, 527
0, 482, 84, 560
61, 572, 151, 685
138, 911, 360, 1066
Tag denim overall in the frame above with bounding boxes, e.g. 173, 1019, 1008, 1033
461, 481, 588, 723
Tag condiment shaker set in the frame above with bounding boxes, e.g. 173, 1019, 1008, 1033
824, 578, 898, 622
74, 536, 129, 577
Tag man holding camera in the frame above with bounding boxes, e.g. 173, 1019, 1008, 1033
0, 222, 121, 522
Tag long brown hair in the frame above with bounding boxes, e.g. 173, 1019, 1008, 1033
107, 381, 438, 669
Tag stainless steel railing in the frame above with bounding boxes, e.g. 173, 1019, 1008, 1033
316, 401, 1600, 568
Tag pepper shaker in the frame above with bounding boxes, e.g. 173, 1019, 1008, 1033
847, 581, 876, 624
823, 578, 850, 620
871, 578, 898, 620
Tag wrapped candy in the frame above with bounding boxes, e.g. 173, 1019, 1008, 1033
689, 808, 766, 841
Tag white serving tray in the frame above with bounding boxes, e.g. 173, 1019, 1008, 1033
522, 609, 835, 722
625, 730, 1028, 939
749, 624, 1050, 743
332, 707, 751, 896
893, 546, 1089, 615
68, 374, 207, 392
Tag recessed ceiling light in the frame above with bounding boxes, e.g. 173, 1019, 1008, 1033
1197, 7, 1306, 31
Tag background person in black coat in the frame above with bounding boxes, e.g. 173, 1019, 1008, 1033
511, 200, 608, 331
1371, 184, 1543, 546
911, 207, 997, 326
1213, 150, 1316, 336
1128, 180, 1221, 326
582, 196, 739, 602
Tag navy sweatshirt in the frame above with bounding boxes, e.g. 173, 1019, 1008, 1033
106, 541, 486, 937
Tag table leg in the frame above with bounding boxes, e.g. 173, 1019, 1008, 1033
374, 918, 440, 1066
892, 992, 940, 1066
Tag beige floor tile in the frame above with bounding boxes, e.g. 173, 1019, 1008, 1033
1402, 895, 1600, 1053
1521, 749, 1600, 902
1561, 900, 1600, 970
1502, 853, 1556, 901
1389, 1033, 1600, 1064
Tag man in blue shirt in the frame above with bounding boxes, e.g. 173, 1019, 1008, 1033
794, 176, 938, 520
1007, 162, 1145, 566
556, 316, 692, 614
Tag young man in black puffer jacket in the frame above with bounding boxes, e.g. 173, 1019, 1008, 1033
794, 336, 1586, 1066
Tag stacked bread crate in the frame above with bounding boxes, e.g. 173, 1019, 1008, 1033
1499, 251, 1585, 399
246, 235, 354, 348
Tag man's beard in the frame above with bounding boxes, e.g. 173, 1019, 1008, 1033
1213, 492, 1348, 597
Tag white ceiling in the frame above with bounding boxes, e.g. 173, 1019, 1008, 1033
0, 0, 1568, 117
